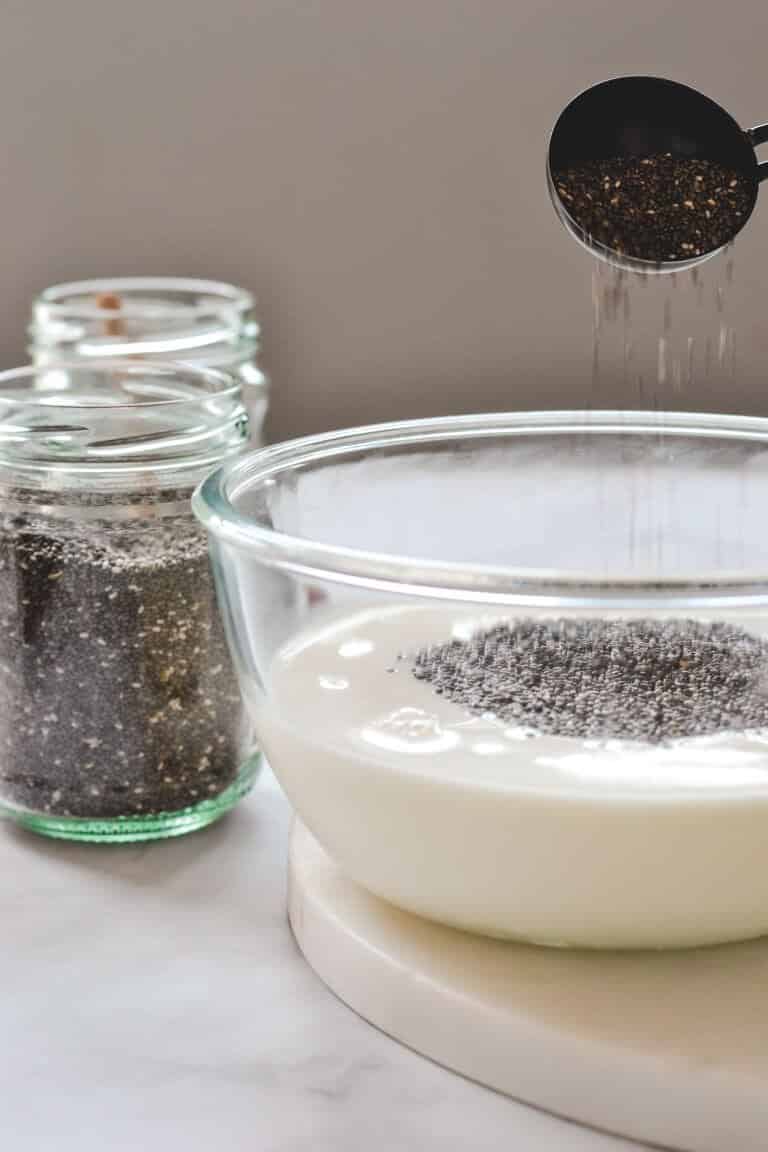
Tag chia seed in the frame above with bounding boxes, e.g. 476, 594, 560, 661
554, 153, 752, 263
412, 619, 768, 743
0, 496, 245, 818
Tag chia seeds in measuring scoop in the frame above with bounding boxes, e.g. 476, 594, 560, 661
0, 362, 253, 842
554, 154, 752, 263
412, 618, 768, 743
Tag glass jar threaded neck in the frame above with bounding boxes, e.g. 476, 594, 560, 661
30, 278, 260, 369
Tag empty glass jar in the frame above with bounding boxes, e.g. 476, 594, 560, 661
29, 278, 269, 442
0, 361, 256, 842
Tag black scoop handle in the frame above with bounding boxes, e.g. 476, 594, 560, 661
748, 123, 768, 181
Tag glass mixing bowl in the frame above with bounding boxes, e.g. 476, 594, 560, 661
194, 411, 768, 949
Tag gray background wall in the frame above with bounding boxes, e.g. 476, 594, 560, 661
2, 0, 767, 441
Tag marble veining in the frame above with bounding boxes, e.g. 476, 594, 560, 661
0, 768, 639, 1151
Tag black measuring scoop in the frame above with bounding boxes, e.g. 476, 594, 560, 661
548, 76, 768, 272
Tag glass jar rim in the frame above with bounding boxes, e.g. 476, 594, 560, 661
0, 360, 246, 476
0, 360, 242, 408
194, 410, 768, 609
34, 277, 255, 322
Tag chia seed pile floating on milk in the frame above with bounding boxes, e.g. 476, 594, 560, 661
0, 495, 245, 819
412, 619, 768, 743
554, 153, 752, 262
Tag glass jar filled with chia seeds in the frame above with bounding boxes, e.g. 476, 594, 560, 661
29, 278, 268, 442
0, 361, 255, 842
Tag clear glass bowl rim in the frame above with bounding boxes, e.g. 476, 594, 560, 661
193, 410, 768, 609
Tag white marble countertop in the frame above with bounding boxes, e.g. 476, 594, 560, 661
1, 769, 640, 1152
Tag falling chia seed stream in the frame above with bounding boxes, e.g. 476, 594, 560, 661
594, 235, 741, 569
404, 148, 758, 745
590, 249, 738, 403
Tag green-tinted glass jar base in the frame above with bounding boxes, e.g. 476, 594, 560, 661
1, 755, 260, 843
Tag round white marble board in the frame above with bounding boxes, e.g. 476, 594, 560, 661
289, 819, 768, 1152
